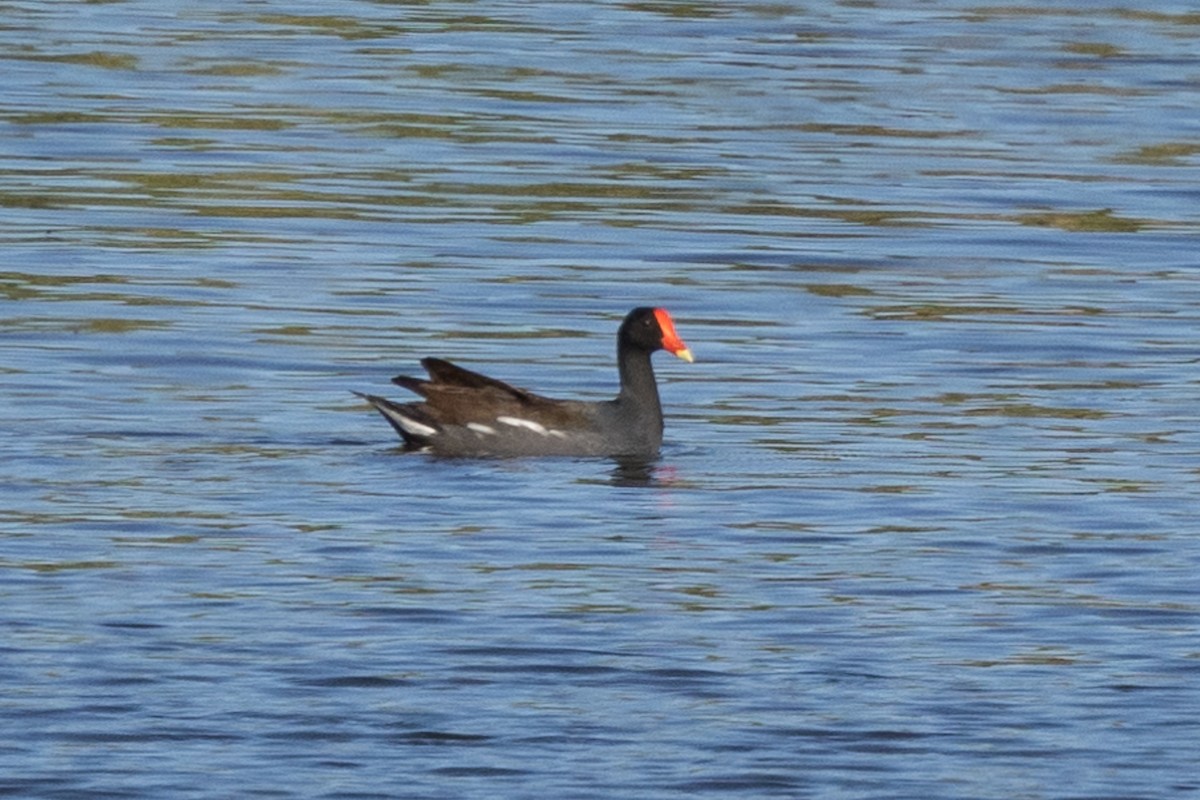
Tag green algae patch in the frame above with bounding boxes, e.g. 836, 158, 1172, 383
15, 560, 121, 573
962, 403, 1109, 420
252, 14, 401, 39
1062, 41, 1126, 57
1114, 142, 1200, 166
78, 318, 171, 334
804, 283, 876, 299
865, 303, 1026, 321
622, 1, 726, 18
190, 62, 287, 77
1017, 208, 1144, 232
21, 50, 139, 70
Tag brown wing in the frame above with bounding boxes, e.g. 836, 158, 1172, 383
391, 358, 592, 429
421, 358, 538, 399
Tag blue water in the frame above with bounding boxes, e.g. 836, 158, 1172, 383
2, 1, 1199, 798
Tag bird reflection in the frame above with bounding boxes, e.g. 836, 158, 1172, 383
609, 456, 681, 488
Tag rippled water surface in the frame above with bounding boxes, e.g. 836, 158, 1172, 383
3, 2, 1199, 798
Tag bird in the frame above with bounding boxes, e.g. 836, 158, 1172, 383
356, 307, 693, 457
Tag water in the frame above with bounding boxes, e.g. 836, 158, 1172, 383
3, 1, 1199, 798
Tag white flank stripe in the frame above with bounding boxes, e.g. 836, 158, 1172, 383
467, 423, 496, 435
496, 415, 549, 436
548, 429, 567, 439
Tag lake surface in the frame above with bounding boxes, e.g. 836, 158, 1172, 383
2, 1, 1199, 798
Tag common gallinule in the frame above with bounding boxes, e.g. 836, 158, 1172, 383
357, 307, 693, 457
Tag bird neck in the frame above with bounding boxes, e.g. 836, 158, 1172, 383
617, 346, 663, 422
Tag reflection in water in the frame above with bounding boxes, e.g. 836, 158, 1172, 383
609, 455, 661, 487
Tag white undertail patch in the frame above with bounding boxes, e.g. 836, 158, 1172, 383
385, 409, 437, 438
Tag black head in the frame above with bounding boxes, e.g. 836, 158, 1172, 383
618, 307, 693, 361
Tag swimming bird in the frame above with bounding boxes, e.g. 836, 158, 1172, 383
357, 307, 692, 457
